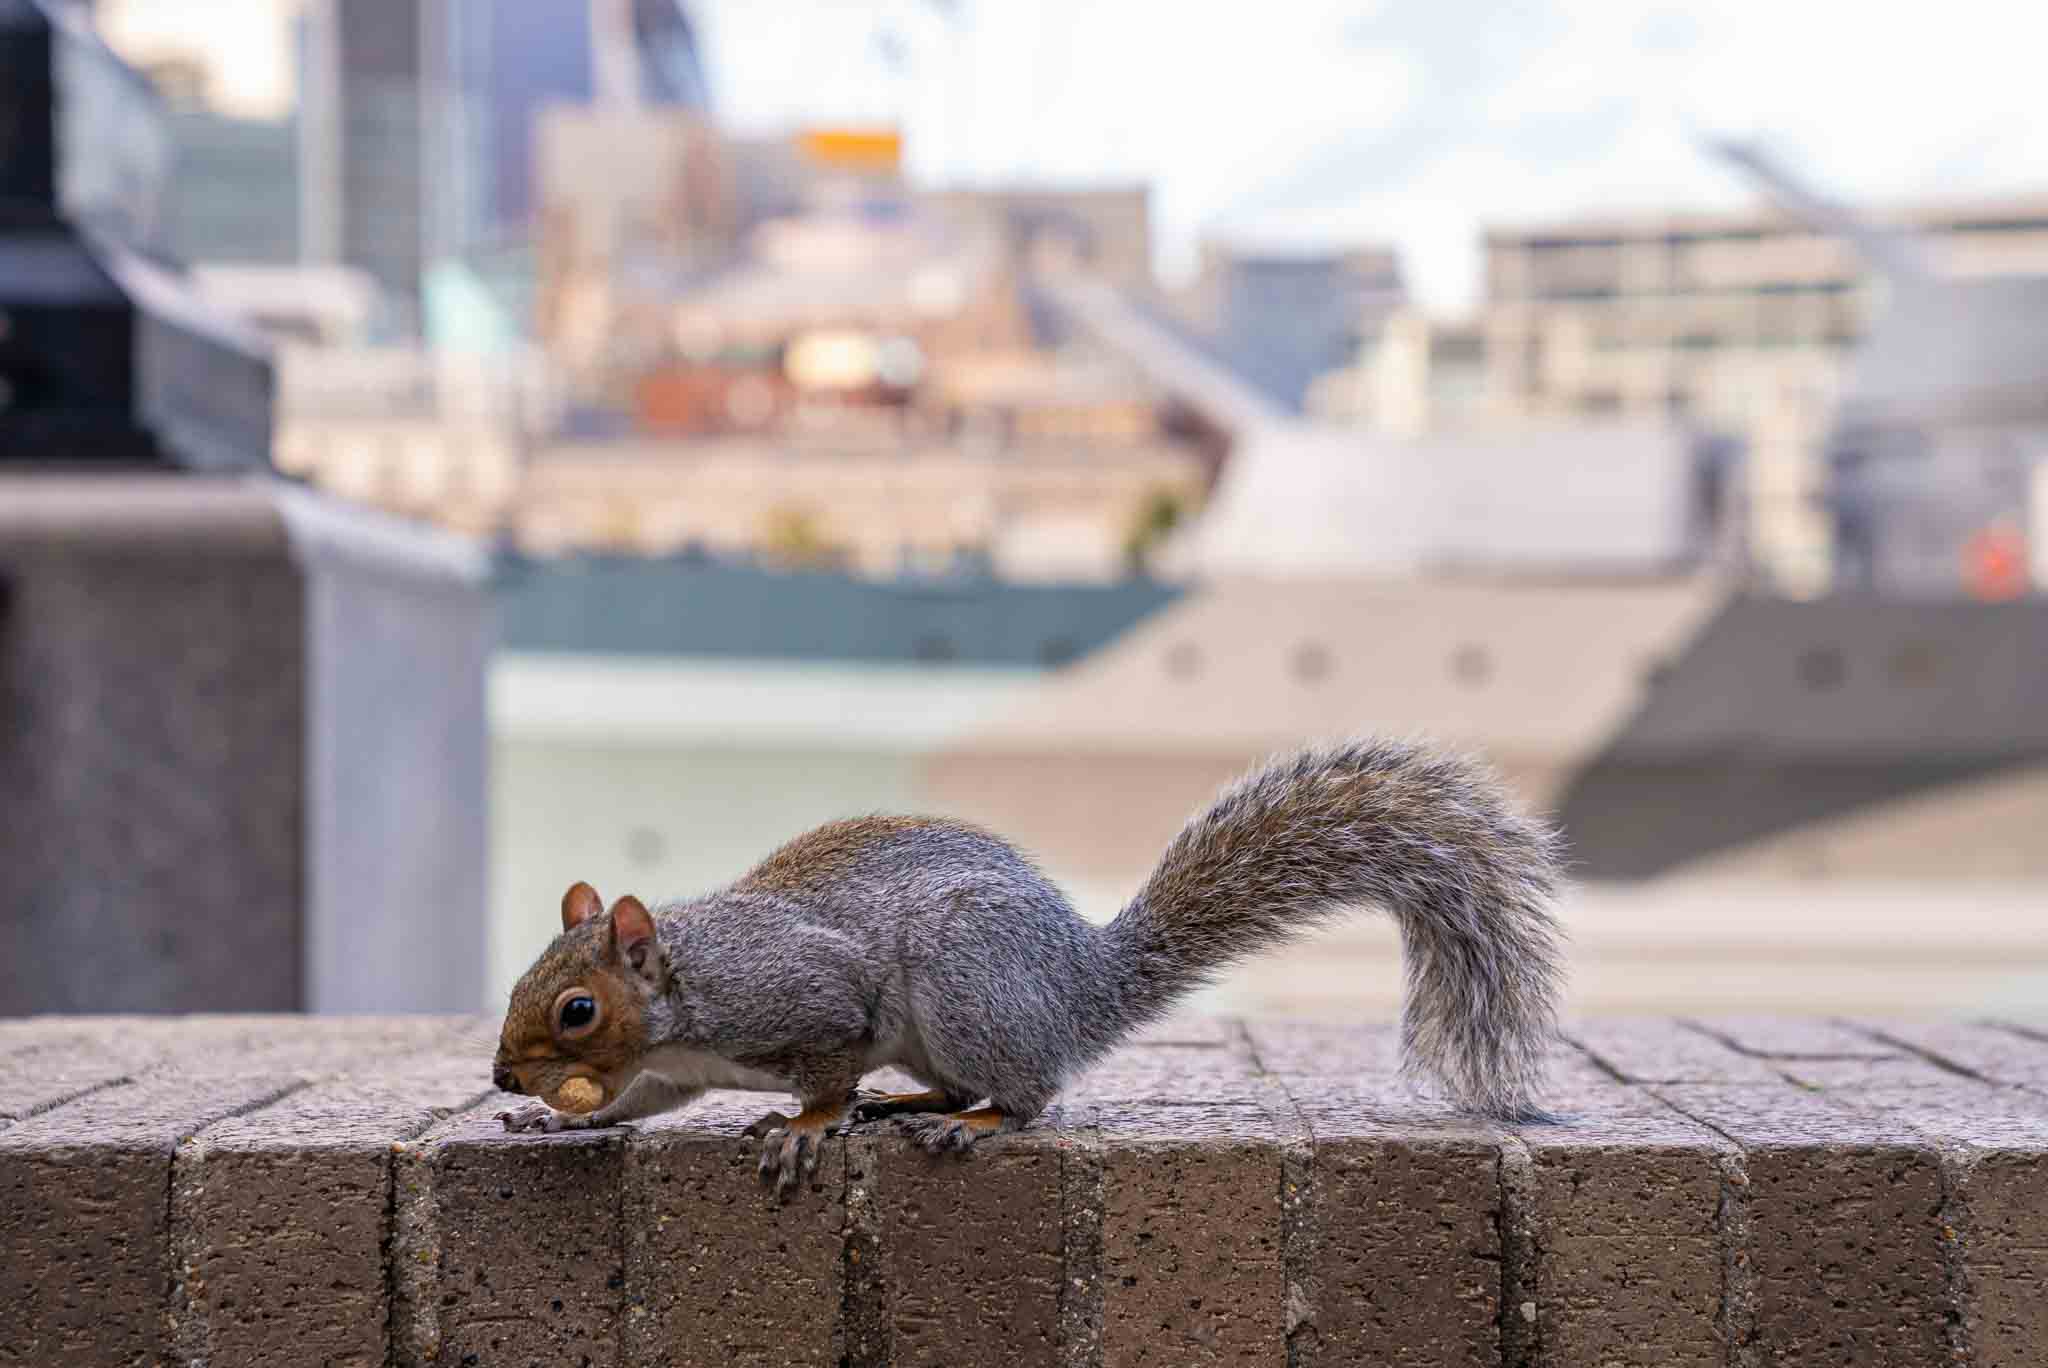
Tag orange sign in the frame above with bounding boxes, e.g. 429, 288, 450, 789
1963, 523, 2029, 601
798, 128, 902, 172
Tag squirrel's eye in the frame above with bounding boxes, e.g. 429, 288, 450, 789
559, 995, 596, 1031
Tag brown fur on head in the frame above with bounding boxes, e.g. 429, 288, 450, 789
493, 881, 668, 1114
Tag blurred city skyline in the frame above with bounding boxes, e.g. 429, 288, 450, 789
95, 0, 2048, 310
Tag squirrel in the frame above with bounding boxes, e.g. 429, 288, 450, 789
493, 737, 1566, 1195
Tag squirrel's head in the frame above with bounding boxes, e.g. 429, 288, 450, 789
492, 882, 669, 1114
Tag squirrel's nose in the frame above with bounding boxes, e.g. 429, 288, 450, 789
493, 1066, 521, 1094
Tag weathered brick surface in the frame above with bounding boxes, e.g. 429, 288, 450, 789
873, 1112, 1067, 1368
0, 1072, 302, 1367
7, 1014, 2048, 1366
1659, 1084, 1947, 1367
1244, 1018, 1406, 1078
1855, 1020, 2048, 1088
171, 1055, 492, 1368
624, 1092, 847, 1368
0, 1044, 134, 1120
1518, 1080, 1734, 1368
1067, 1042, 1270, 1106
1282, 1081, 1501, 1367
1567, 1017, 1787, 1084
1093, 1102, 1287, 1367
1833, 1086, 2048, 1368
427, 1111, 629, 1367
1683, 1016, 1894, 1058
1774, 1052, 1968, 1091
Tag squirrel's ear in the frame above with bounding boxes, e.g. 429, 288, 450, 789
609, 896, 663, 982
562, 881, 603, 932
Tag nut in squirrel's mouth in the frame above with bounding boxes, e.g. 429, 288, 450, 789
549, 1076, 608, 1114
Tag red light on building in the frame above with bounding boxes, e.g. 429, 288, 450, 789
1963, 523, 2028, 601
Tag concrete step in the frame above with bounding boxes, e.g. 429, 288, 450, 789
2, 1013, 2046, 1365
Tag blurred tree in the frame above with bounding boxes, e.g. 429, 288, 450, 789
760, 504, 849, 570
1123, 486, 1186, 577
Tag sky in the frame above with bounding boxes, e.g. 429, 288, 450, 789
90, 0, 2048, 315
694, 0, 2048, 313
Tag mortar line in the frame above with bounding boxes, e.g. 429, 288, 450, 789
1236, 1020, 1321, 1368
1495, 1133, 1536, 1368
1676, 1017, 1891, 1062
1983, 1017, 2048, 1047
1836, 1020, 1991, 1082
1643, 1087, 1757, 1368
387, 1092, 510, 1368
164, 1076, 314, 1365
1555, 1031, 1629, 1084
0, 1071, 135, 1133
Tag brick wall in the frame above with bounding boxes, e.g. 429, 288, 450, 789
3, 1013, 2046, 1365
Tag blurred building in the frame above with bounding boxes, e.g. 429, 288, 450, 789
1481, 194, 2048, 591
187, 263, 386, 346
272, 344, 564, 535
1305, 309, 1488, 436
533, 103, 736, 374
1175, 243, 1408, 411
297, 0, 713, 332
727, 127, 907, 226
1824, 278, 2048, 599
923, 184, 1155, 291
160, 108, 299, 264
448, 0, 711, 244
511, 431, 1205, 581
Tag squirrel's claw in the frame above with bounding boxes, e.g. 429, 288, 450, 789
499, 1101, 596, 1134
897, 1107, 1013, 1154
846, 1090, 894, 1124
897, 1113, 982, 1154
499, 1101, 557, 1132
754, 1123, 822, 1197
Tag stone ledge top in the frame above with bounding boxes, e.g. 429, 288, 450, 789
3, 1011, 2045, 1152
0, 473, 491, 582
8, 1012, 2048, 1368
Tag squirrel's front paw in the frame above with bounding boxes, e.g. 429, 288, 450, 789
753, 1120, 825, 1197
497, 1102, 593, 1134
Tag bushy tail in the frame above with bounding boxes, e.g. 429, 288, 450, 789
1102, 738, 1567, 1120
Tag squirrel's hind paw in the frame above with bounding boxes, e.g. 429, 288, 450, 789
754, 1122, 824, 1197
896, 1107, 1012, 1154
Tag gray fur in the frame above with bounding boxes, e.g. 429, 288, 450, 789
636, 737, 1566, 1125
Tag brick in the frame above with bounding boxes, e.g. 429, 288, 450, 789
1857, 1020, 2048, 1088
0, 1072, 301, 1368
1683, 1016, 1892, 1058
1517, 1081, 1733, 1368
171, 1056, 492, 1368
1066, 1045, 1269, 1106
153, 1013, 489, 1075
0, 1040, 134, 1122
1126, 1012, 1239, 1048
1284, 1081, 1501, 1366
12, 1012, 2048, 1367
1659, 1084, 1946, 1366
1249, 1021, 1614, 1101
1776, 1054, 1971, 1091
1057, 1114, 1107, 1368
1568, 1017, 1787, 1084
1844, 1088, 2048, 1368
1243, 1019, 1404, 1078
424, 1111, 628, 1367
873, 1108, 1067, 1368
1094, 1102, 1287, 1367
623, 1092, 846, 1368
